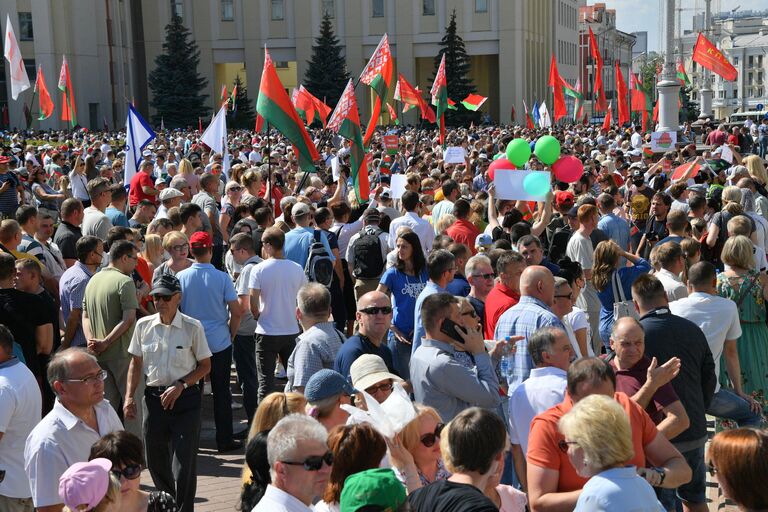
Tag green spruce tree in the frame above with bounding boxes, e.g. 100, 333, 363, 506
304, 13, 350, 108
430, 10, 479, 126
229, 75, 256, 129
148, 16, 209, 128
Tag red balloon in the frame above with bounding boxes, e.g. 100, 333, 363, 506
552, 155, 583, 183
488, 157, 515, 182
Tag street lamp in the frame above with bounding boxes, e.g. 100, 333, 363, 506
657, 0, 681, 132
698, 0, 713, 120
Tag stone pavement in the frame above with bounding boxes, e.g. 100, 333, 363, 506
137, 371, 739, 511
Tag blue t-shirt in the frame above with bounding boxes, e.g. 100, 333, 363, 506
334, 333, 396, 380
105, 206, 129, 227
380, 267, 428, 338
284, 227, 335, 268
446, 274, 471, 297
412, 281, 445, 354
595, 259, 652, 345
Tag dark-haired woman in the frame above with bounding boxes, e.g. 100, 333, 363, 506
377, 231, 428, 380
239, 431, 270, 511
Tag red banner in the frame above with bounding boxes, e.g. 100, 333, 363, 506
692, 33, 737, 82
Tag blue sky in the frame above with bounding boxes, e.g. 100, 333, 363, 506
601, 0, 768, 52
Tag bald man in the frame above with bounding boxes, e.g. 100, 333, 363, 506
334, 290, 397, 380
494, 266, 565, 393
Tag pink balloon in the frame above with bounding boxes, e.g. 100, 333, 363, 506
488, 157, 515, 182
552, 155, 583, 183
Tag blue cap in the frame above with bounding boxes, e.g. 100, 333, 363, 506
304, 369, 357, 403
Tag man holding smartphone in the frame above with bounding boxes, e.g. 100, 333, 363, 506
410, 292, 501, 422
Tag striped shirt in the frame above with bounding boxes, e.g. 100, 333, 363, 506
0, 172, 19, 215
59, 262, 94, 347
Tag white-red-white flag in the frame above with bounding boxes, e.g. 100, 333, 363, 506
4, 14, 30, 100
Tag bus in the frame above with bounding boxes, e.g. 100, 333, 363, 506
729, 111, 767, 124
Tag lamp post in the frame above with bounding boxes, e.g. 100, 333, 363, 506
657, 0, 681, 132
698, 0, 713, 120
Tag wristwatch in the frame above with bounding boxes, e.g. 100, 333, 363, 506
652, 467, 666, 486
177, 379, 188, 390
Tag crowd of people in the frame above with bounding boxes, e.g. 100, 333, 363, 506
0, 118, 767, 512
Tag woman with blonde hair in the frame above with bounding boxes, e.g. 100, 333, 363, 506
591, 240, 651, 348
390, 404, 450, 490
743, 154, 768, 186
707, 428, 768, 511
173, 158, 198, 195
559, 394, 664, 510
717, 235, 768, 414
153, 231, 193, 281
68, 155, 91, 206
140, 234, 164, 271
707, 186, 748, 270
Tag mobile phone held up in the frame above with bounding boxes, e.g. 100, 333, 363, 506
440, 318, 465, 344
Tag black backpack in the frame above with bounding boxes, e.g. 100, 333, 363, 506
305, 230, 334, 288
351, 226, 385, 279
548, 225, 573, 264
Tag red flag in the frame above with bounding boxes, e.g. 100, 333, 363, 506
327, 80, 369, 202
692, 33, 737, 81
386, 102, 398, 125
615, 62, 629, 126
431, 54, 448, 146
652, 99, 659, 123
58, 56, 77, 126
671, 159, 702, 181
510, 105, 516, 123
589, 27, 607, 112
397, 74, 435, 123
548, 53, 567, 122
255, 114, 264, 132
34, 65, 54, 120
602, 102, 612, 132
304, 89, 332, 127
198, 117, 202, 133
359, 34, 393, 146
295, 86, 317, 125
523, 100, 535, 130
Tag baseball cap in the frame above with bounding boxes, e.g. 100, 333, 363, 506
350, 354, 403, 392
159, 188, 184, 202
475, 233, 493, 248
58, 458, 113, 511
340, 468, 407, 512
687, 184, 708, 196
362, 208, 381, 223
0, 156, 10, 164
566, 206, 579, 218
292, 202, 311, 218
142, 149, 153, 157
155, 177, 166, 186
631, 169, 645, 179
628, 149, 642, 157
554, 190, 575, 206
189, 231, 213, 249
304, 369, 356, 403
151, 274, 181, 296
380, 187, 392, 199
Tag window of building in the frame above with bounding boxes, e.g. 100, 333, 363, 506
170, 0, 183, 19
475, 0, 487, 13
372, 0, 384, 17
23, 59, 35, 82
423, 0, 435, 16
221, 0, 233, 21
274, 61, 289, 68
748, 72, 753, 85
322, 0, 334, 18
749, 55, 754, 68
18, 12, 33, 41
758, 87, 764, 97
760, 55, 765, 67
271, 0, 284, 20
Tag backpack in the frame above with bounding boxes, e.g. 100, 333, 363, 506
305, 230, 334, 288
548, 225, 573, 264
351, 226, 385, 279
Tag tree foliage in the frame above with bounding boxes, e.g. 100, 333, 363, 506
304, 14, 350, 108
148, 16, 209, 128
229, 75, 256, 129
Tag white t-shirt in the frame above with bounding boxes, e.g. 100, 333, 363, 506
566, 230, 594, 270
248, 258, 307, 335
564, 307, 595, 358
669, 292, 742, 392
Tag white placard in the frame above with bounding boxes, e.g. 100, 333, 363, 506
331, 156, 340, 181
389, 174, 407, 199
444, 146, 466, 164
720, 145, 734, 163
493, 169, 551, 201
650, 131, 677, 153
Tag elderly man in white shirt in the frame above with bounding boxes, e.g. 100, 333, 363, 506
24, 348, 123, 512
654, 242, 688, 302
252, 414, 331, 512
387, 190, 433, 255
508, 327, 573, 491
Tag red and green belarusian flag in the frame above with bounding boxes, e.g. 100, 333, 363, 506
293, 86, 316, 125
386, 102, 399, 125
257, 48, 319, 171
461, 93, 487, 111
430, 54, 448, 146
58, 55, 76, 127
35, 65, 54, 120
631, 72, 652, 132
548, 53, 567, 122
523, 100, 535, 130
306, 90, 332, 127
220, 84, 228, 109
327, 79, 369, 202
229, 84, 237, 112
571, 78, 584, 122
397, 74, 435, 122
359, 34, 393, 147
671, 158, 703, 181
676, 60, 691, 86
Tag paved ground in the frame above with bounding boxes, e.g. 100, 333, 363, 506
138, 372, 739, 511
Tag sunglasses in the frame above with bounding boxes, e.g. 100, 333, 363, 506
111, 463, 142, 480
472, 273, 496, 280
365, 382, 393, 395
461, 309, 477, 318
228, 186, 243, 192
281, 451, 334, 471
154, 294, 178, 302
555, 293, 574, 300
420, 423, 445, 448
170, 244, 189, 252
359, 306, 393, 316
558, 439, 579, 453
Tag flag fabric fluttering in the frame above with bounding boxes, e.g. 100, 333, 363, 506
538, 101, 552, 128
692, 33, 737, 81
327, 79, 369, 202
229, 84, 237, 112
676, 61, 691, 86
510, 104, 516, 124
630, 72, 652, 132
532, 100, 541, 127
359, 34, 393, 146
34, 65, 54, 120
548, 54, 567, 122
397, 74, 434, 122
58, 56, 77, 127
430, 54, 449, 146
294, 86, 317, 125
602, 102, 613, 132
202, 105, 229, 177
461, 93, 487, 111
386, 102, 399, 125
220, 84, 228, 109
572, 78, 584, 122
256, 48, 319, 172
615, 62, 630, 126
671, 159, 703, 181
303, 88, 332, 127
589, 27, 607, 112
523, 100, 534, 130
124, 104, 156, 185
4, 14, 30, 101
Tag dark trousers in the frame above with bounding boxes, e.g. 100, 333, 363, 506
210, 346, 234, 446
254, 333, 297, 405
212, 244, 224, 271
233, 334, 258, 424
143, 385, 201, 512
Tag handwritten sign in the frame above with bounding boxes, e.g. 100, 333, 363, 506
444, 146, 467, 164
390, 174, 407, 199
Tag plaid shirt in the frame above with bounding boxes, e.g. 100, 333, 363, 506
493, 296, 565, 394
285, 321, 345, 391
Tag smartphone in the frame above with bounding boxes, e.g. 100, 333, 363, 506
440, 318, 465, 344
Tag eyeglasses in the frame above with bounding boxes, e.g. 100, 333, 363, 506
66, 369, 108, 385
92, 251, 104, 260
471, 273, 496, 280
558, 439, 579, 453
359, 306, 393, 316
555, 293, 574, 300
365, 382, 394, 395
170, 244, 189, 252
111, 463, 142, 480
280, 451, 334, 471
420, 423, 445, 448
461, 309, 477, 318
154, 294, 178, 302
228, 186, 243, 192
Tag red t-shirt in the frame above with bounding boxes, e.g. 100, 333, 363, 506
446, 218, 481, 255
527, 392, 658, 492
129, 172, 156, 206
484, 282, 520, 339
260, 182, 283, 217
609, 356, 680, 425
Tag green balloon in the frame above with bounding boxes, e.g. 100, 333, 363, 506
523, 172, 551, 197
506, 139, 532, 168
493, 153, 504, 160
534, 135, 561, 165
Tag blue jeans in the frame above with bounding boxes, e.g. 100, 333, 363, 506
707, 388, 765, 428
233, 334, 258, 424
658, 445, 706, 511
760, 137, 768, 159
387, 332, 412, 381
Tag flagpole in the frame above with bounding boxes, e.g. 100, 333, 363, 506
265, 121, 271, 201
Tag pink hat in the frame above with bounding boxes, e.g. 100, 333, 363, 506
58, 458, 113, 511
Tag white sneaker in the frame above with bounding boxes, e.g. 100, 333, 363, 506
274, 361, 286, 379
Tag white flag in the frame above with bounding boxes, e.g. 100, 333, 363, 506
124, 104, 156, 185
538, 101, 552, 128
4, 14, 30, 100
201, 105, 230, 177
